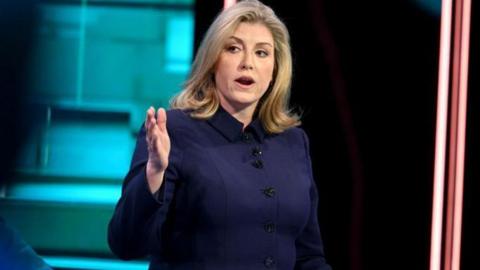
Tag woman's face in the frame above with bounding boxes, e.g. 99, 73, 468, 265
214, 22, 275, 115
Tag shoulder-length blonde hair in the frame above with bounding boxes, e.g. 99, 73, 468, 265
170, 0, 300, 133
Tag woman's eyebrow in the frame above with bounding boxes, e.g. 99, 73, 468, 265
228, 36, 273, 47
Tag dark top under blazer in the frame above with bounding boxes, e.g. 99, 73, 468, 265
108, 107, 332, 270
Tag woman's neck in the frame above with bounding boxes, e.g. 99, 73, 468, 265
220, 101, 257, 130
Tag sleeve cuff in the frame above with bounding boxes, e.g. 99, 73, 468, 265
124, 167, 165, 215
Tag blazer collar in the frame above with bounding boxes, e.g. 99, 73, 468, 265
207, 105, 267, 143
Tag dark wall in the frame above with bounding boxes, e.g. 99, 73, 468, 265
263, 1, 439, 270
193, 0, 224, 53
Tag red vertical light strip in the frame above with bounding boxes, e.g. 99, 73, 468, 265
443, 0, 472, 269
224, 0, 236, 9
430, 0, 453, 269
431, 0, 472, 269
444, 0, 462, 266
451, 0, 471, 269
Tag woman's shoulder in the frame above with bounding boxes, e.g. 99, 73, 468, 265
279, 126, 308, 143
165, 108, 196, 130
276, 126, 311, 156
166, 108, 189, 119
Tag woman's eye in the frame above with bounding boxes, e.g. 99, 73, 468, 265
226, 46, 240, 53
256, 50, 269, 57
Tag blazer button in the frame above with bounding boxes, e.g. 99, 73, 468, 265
252, 146, 262, 157
242, 132, 252, 142
252, 159, 264, 169
264, 256, 275, 268
264, 222, 275, 233
263, 187, 276, 198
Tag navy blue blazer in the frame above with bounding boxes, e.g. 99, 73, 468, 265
108, 107, 332, 270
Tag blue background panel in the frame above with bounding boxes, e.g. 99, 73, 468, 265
1, 1, 195, 269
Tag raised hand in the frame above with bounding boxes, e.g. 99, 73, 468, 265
145, 107, 171, 194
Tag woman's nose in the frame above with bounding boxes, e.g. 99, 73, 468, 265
240, 53, 254, 70
241, 62, 253, 70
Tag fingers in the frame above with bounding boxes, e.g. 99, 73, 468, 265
145, 107, 167, 131
145, 107, 168, 149
145, 107, 155, 144
145, 106, 155, 130
156, 108, 167, 132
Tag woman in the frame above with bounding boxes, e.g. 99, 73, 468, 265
108, 1, 332, 269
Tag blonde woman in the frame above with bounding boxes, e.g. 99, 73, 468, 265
108, 1, 332, 269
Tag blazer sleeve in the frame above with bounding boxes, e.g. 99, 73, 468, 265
294, 129, 332, 270
107, 124, 183, 260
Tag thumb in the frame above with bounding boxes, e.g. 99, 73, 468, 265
156, 108, 167, 132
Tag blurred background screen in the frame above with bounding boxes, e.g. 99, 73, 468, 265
0, 0, 194, 269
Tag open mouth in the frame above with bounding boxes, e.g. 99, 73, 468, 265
235, 76, 255, 86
